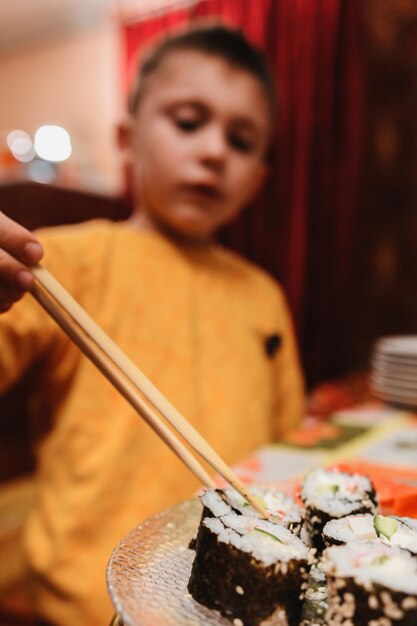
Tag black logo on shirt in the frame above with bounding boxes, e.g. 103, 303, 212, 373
265, 333, 282, 357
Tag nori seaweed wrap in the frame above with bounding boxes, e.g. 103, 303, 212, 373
188, 512, 312, 626
301, 468, 379, 554
322, 542, 417, 625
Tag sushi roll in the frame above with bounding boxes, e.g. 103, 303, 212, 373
301, 468, 379, 553
188, 489, 234, 551
192, 487, 304, 545
188, 512, 312, 626
323, 513, 417, 557
189, 486, 304, 554
200, 488, 235, 519
214, 486, 304, 534
322, 542, 417, 625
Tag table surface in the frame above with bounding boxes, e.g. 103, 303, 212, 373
227, 402, 417, 517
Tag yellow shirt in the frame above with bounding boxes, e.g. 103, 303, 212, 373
0, 220, 303, 626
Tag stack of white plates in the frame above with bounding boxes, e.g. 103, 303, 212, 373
371, 336, 417, 408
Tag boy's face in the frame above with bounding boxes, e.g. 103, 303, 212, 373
126, 50, 271, 242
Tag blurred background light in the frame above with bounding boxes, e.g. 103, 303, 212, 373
6, 130, 35, 163
27, 159, 57, 184
34, 125, 72, 162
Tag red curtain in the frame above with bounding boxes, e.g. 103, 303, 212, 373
122, 1, 272, 83
122, 8, 190, 90
121, 0, 365, 385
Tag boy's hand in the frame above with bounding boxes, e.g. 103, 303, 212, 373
0, 212, 43, 313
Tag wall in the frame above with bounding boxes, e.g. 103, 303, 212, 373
0, 23, 124, 193
347, 0, 417, 370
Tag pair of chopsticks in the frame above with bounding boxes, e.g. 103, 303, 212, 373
30, 265, 269, 519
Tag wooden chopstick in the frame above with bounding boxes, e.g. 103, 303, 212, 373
31, 281, 215, 490
30, 265, 269, 519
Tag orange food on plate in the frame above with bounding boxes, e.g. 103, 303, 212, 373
331, 461, 417, 517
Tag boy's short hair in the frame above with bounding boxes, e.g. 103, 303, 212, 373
128, 23, 276, 120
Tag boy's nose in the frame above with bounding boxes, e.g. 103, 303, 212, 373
198, 126, 227, 170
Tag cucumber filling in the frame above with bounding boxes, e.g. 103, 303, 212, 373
253, 527, 284, 543
374, 514, 398, 541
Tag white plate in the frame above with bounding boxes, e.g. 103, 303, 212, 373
371, 387, 417, 408
371, 375, 417, 392
375, 336, 417, 358
372, 353, 417, 368
371, 362, 417, 382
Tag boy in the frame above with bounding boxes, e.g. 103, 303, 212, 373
0, 25, 303, 626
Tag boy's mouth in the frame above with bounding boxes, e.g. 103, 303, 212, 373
180, 183, 223, 201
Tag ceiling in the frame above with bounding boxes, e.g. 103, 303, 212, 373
0, 0, 196, 52
0, 0, 113, 51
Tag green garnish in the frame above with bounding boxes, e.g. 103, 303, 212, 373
372, 555, 389, 566
374, 515, 398, 541
253, 527, 284, 543
242, 496, 265, 509
317, 484, 340, 495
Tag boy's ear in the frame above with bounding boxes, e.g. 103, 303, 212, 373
116, 116, 134, 155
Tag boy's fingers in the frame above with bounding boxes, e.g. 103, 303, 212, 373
24, 241, 44, 264
0, 280, 27, 313
0, 211, 41, 312
0, 212, 43, 264
0, 286, 26, 305
0, 247, 35, 291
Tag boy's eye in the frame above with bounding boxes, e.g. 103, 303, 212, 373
174, 117, 200, 132
228, 133, 255, 153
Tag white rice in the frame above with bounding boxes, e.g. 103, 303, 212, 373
302, 468, 377, 517
203, 513, 310, 567
322, 542, 417, 594
200, 490, 233, 517
223, 486, 303, 525
324, 514, 376, 542
324, 514, 417, 554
